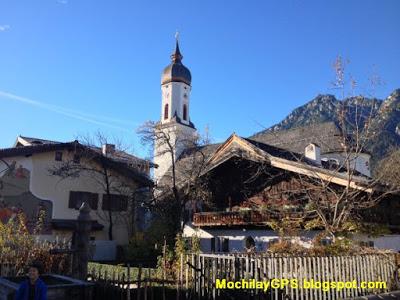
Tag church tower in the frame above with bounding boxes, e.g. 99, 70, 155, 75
154, 37, 197, 182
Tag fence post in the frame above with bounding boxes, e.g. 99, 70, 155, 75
137, 265, 142, 300
162, 237, 166, 300
234, 255, 239, 281
72, 201, 92, 280
127, 264, 131, 300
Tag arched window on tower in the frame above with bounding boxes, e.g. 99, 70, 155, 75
164, 104, 169, 120
183, 104, 187, 121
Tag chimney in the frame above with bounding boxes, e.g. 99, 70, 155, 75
305, 143, 321, 165
102, 144, 115, 156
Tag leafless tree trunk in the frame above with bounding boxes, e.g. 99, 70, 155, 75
137, 121, 212, 231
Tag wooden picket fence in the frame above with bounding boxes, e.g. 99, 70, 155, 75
86, 253, 399, 300
87, 264, 186, 300
179, 252, 399, 300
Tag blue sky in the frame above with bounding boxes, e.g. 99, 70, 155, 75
0, 0, 399, 158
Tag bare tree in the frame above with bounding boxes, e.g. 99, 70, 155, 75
137, 121, 212, 230
280, 56, 399, 241
242, 56, 399, 242
49, 132, 149, 240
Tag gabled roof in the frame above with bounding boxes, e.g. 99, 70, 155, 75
14, 136, 60, 147
13, 135, 153, 167
1, 141, 78, 158
203, 134, 373, 192
157, 131, 374, 194
1, 140, 153, 187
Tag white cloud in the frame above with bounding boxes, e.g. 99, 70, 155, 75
0, 25, 10, 32
57, 0, 68, 4
0, 90, 137, 132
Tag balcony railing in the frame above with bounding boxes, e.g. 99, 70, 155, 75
193, 210, 275, 227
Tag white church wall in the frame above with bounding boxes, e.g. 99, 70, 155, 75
161, 82, 191, 125
170, 82, 182, 119
154, 123, 196, 181
161, 85, 171, 123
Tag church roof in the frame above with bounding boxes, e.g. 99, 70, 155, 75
161, 41, 191, 86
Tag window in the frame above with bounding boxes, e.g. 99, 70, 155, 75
328, 158, 339, 168
211, 237, 215, 253
102, 194, 128, 211
69, 191, 98, 210
360, 241, 374, 248
245, 236, 255, 250
211, 237, 229, 252
164, 104, 169, 120
221, 238, 229, 252
320, 239, 332, 246
183, 104, 187, 121
55, 151, 63, 161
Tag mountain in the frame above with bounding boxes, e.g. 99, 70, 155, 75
250, 89, 400, 169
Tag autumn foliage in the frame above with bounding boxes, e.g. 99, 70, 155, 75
0, 212, 70, 276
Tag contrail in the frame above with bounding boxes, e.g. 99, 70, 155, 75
0, 90, 136, 132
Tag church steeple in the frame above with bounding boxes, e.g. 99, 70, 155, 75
161, 35, 191, 86
154, 35, 197, 182
160, 35, 193, 127
171, 40, 183, 63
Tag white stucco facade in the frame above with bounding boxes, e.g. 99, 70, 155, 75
183, 223, 400, 253
0, 150, 143, 246
183, 223, 319, 253
320, 152, 371, 177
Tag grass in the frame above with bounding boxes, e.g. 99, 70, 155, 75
88, 262, 158, 281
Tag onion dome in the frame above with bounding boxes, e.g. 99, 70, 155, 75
161, 41, 191, 86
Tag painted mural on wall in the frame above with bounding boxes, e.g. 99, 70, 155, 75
0, 162, 53, 233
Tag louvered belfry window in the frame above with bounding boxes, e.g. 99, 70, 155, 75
183, 104, 187, 121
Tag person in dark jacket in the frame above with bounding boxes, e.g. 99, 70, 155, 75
15, 261, 47, 300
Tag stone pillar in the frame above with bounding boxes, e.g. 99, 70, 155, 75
72, 201, 92, 280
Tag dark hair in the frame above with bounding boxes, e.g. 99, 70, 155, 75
28, 261, 44, 275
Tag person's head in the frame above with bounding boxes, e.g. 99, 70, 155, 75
28, 261, 43, 282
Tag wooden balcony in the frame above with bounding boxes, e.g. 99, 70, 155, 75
193, 210, 274, 227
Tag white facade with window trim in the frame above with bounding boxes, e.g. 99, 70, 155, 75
0, 137, 152, 251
